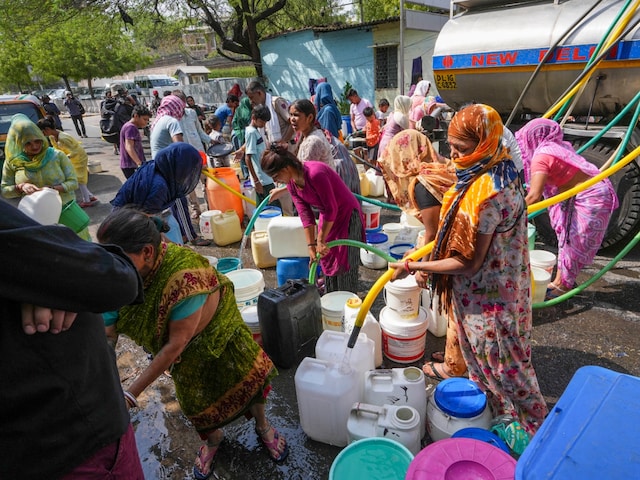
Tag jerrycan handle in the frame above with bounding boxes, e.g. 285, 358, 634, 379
368, 369, 393, 378
351, 402, 384, 417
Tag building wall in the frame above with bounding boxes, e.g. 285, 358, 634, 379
261, 28, 375, 104
372, 23, 440, 101
261, 22, 442, 107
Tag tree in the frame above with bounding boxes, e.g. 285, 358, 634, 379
28, 10, 152, 95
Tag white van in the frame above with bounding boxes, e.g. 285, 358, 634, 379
134, 75, 179, 96
104, 80, 141, 96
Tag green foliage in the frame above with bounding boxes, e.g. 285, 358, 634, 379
208, 65, 257, 79
266, 0, 348, 35
362, 0, 400, 21
337, 81, 353, 115
0, 6, 153, 92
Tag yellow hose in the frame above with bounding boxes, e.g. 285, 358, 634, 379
201, 168, 257, 205
528, 143, 640, 213
354, 143, 640, 328
544, 1, 640, 119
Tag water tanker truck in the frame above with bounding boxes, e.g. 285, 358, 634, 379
432, 0, 640, 249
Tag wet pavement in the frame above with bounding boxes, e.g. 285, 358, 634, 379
70, 114, 640, 479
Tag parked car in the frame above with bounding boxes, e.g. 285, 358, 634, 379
48, 88, 68, 100
0, 94, 47, 169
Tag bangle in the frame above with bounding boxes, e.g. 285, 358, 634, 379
308, 242, 317, 246
123, 390, 139, 408
15, 184, 23, 193
405, 259, 415, 275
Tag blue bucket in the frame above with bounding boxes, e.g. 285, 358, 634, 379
330, 438, 413, 480
452, 427, 511, 454
389, 243, 415, 260
217, 257, 241, 274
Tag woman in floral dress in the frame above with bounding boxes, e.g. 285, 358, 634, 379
390, 104, 547, 433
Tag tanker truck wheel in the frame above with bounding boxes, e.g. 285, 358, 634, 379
533, 140, 640, 251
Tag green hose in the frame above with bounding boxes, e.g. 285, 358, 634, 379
533, 228, 640, 308
354, 193, 402, 211
308, 238, 395, 284
244, 195, 272, 236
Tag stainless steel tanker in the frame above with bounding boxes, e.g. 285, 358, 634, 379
433, 0, 640, 248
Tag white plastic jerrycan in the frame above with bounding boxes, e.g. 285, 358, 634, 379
344, 296, 383, 368
347, 402, 422, 455
363, 367, 427, 439
295, 357, 362, 447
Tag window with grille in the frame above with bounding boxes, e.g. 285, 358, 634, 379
375, 46, 398, 89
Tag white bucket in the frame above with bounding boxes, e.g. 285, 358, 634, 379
422, 289, 447, 338
254, 205, 282, 232
202, 255, 218, 268
321, 290, 356, 331
530, 249, 556, 276
18, 187, 62, 225
225, 269, 265, 309
379, 306, 429, 364
362, 202, 382, 231
382, 223, 403, 245
239, 305, 262, 345
384, 275, 422, 319
360, 232, 389, 270
531, 267, 551, 303
426, 378, 493, 442
87, 161, 103, 174
199, 209, 221, 240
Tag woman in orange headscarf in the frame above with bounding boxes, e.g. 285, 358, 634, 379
390, 104, 547, 434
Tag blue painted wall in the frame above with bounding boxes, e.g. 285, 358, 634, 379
261, 28, 375, 104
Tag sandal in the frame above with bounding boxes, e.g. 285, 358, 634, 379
545, 282, 568, 301
89, 196, 98, 202
256, 424, 289, 463
422, 361, 452, 381
193, 440, 222, 480
191, 237, 212, 247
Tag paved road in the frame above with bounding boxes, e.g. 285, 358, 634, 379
67, 114, 640, 479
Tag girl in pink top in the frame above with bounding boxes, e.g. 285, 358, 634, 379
262, 146, 365, 293
517, 118, 618, 298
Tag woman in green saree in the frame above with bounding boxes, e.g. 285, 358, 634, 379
97, 208, 288, 480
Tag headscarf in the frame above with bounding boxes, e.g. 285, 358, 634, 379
111, 143, 201, 213
314, 82, 342, 138
516, 118, 601, 198
412, 80, 431, 98
392, 95, 411, 130
4, 113, 58, 171
431, 104, 519, 307
377, 129, 455, 218
228, 83, 242, 98
410, 80, 432, 124
150, 95, 185, 131
232, 96, 252, 144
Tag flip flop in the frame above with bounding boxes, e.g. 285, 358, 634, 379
193, 443, 220, 480
256, 424, 289, 463
423, 361, 451, 381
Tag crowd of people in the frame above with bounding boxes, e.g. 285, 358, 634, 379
0, 75, 621, 478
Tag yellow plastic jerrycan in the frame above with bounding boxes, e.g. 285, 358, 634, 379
212, 210, 242, 246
